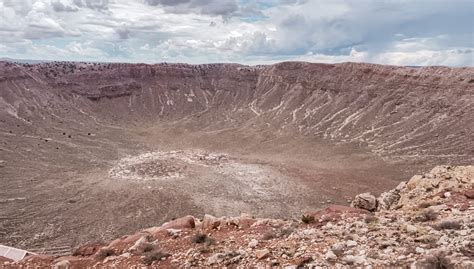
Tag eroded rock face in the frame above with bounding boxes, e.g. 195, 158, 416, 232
394, 165, 474, 209
1, 61, 472, 163
377, 182, 405, 210
9, 165, 473, 268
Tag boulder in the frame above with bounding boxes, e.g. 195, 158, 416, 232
161, 215, 195, 230
202, 214, 221, 230
351, 193, 377, 211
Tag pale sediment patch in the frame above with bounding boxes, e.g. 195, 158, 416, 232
108, 150, 230, 181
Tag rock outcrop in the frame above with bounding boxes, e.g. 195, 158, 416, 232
4, 165, 473, 268
351, 192, 378, 211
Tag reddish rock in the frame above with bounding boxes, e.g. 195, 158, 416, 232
161, 215, 195, 230
107, 232, 150, 252
463, 189, 474, 199
73, 242, 104, 256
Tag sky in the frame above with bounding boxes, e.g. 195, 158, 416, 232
0, 0, 473, 66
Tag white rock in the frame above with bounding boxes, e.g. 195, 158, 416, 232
167, 228, 181, 237
325, 250, 337, 261
415, 247, 425, 254
120, 252, 131, 258
342, 255, 366, 265
248, 239, 259, 248
208, 253, 225, 265
346, 240, 358, 247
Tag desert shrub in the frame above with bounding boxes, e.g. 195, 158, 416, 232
142, 250, 170, 265
417, 208, 438, 222
419, 251, 453, 269
434, 220, 462, 230
301, 214, 315, 224
191, 232, 214, 246
96, 247, 115, 259
137, 242, 155, 254
364, 214, 379, 223
262, 231, 276, 240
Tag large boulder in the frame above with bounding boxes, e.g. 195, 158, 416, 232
161, 215, 195, 230
351, 193, 377, 211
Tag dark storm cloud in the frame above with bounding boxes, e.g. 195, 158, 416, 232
144, 0, 239, 16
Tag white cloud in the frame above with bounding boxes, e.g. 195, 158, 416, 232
0, 0, 472, 66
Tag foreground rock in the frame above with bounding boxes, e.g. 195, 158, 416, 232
4, 165, 474, 268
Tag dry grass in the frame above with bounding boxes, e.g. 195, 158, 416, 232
417, 208, 438, 222
434, 220, 462, 230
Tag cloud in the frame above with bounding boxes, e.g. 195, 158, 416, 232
116, 27, 130, 39
73, 0, 109, 11
51, 1, 79, 12
0, 0, 472, 66
144, 0, 238, 17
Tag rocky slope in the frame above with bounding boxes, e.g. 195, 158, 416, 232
3, 165, 473, 268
